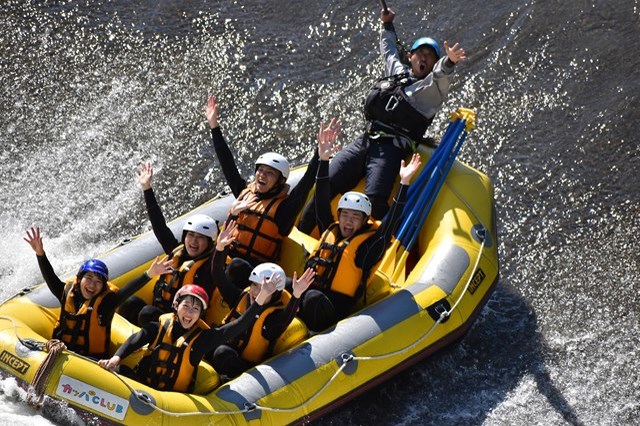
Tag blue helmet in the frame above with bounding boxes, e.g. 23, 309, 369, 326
410, 37, 440, 59
77, 259, 109, 282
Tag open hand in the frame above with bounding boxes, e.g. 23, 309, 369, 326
292, 267, 316, 298
23, 227, 45, 256
399, 153, 421, 185
216, 219, 238, 250
147, 256, 174, 278
230, 193, 258, 216
255, 274, 280, 305
317, 118, 342, 161
444, 41, 466, 64
137, 161, 153, 190
205, 95, 220, 129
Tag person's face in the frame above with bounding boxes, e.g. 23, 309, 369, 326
338, 209, 366, 239
409, 46, 438, 79
184, 231, 210, 257
254, 165, 282, 193
79, 272, 105, 300
248, 282, 261, 303
176, 296, 203, 329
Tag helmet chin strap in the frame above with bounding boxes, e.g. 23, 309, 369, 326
258, 180, 285, 199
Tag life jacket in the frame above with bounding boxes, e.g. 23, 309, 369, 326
306, 222, 381, 298
136, 313, 209, 392
53, 280, 118, 358
203, 287, 229, 328
230, 183, 289, 264
363, 73, 433, 143
152, 244, 215, 312
223, 289, 291, 363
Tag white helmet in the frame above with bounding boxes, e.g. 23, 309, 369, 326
337, 191, 372, 217
249, 262, 286, 291
255, 152, 290, 180
183, 214, 218, 240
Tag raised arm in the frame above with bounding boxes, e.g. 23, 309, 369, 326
137, 162, 180, 253
109, 256, 174, 307
212, 220, 243, 305
275, 118, 343, 235
356, 154, 422, 269
313, 119, 343, 233
198, 275, 278, 352
24, 227, 65, 299
206, 95, 248, 197
379, 8, 407, 77
262, 267, 315, 340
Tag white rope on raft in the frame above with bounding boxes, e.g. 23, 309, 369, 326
0, 235, 484, 418
0, 181, 491, 418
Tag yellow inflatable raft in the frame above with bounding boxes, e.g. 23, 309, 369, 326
0, 112, 498, 425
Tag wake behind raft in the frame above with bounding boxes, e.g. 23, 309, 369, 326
0, 108, 498, 425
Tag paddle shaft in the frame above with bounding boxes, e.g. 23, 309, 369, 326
390, 124, 468, 283
380, 0, 388, 13
405, 128, 467, 252
397, 118, 464, 242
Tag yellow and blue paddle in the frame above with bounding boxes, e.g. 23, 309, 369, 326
380, 108, 476, 281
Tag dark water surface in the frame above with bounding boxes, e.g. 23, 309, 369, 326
1, 0, 638, 424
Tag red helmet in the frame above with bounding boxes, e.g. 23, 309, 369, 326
173, 284, 209, 311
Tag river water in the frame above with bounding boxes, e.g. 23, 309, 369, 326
1, 0, 638, 425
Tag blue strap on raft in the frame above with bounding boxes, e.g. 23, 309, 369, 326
395, 108, 476, 254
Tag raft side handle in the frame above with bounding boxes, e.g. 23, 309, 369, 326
136, 391, 152, 404
19, 338, 46, 352
471, 224, 492, 247
435, 304, 450, 320
426, 298, 452, 323
18, 287, 33, 296
337, 351, 358, 375
340, 352, 354, 364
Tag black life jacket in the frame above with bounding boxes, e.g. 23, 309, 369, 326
363, 73, 433, 143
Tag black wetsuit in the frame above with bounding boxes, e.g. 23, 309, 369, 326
210, 126, 320, 241
114, 302, 264, 385
208, 247, 301, 377
118, 187, 216, 326
298, 159, 408, 331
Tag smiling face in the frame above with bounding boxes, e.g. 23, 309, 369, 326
254, 165, 282, 193
409, 46, 438, 79
338, 208, 366, 239
175, 295, 203, 329
78, 271, 105, 300
184, 231, 210, 257
248, 281, 262, 303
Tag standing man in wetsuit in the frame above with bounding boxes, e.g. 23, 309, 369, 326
298, 6, 466, 232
